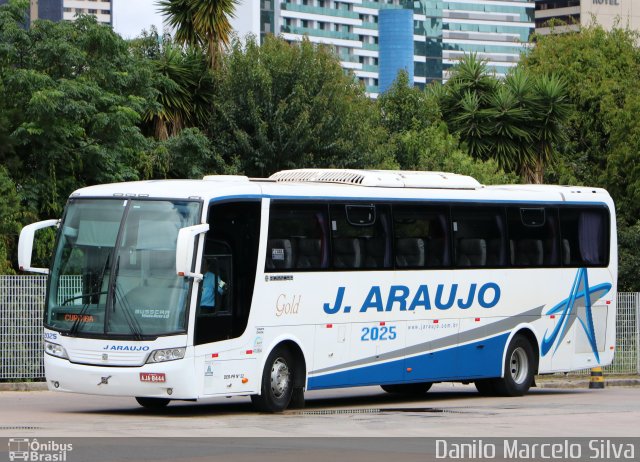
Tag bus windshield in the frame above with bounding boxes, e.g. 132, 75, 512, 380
47, 198, 201, 337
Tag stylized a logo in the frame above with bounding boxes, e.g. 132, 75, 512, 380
541, 268, 611, 363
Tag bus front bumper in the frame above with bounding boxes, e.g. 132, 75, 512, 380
44, 354, 197, 400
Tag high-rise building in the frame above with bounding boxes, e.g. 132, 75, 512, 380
63, 0, 112, 26
535, 0, 640, 35
0, 0, 111, 25
238, 0, 535, 96
0, 0, 63, 23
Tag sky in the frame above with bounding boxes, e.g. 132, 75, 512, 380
112, 0, 165, 39
111, 0, 256, 40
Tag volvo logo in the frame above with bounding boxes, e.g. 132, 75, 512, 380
102, 354, 108, 361
98, 376, 111, 386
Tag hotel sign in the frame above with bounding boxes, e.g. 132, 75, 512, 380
592, 0, 619, 4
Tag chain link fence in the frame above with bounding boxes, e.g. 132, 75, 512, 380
1, 276, 639, 381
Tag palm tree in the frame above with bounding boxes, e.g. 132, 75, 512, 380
130, 29, 214, 140
433, 55, 570, 184
158, 0, 238, 70
527, 74, 571, 183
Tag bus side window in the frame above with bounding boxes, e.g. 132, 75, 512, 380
266, 203, 329, 271
507, 207, 559, 267
560, 207, 609, 267
330, 204, 391, 270
452, 207, 506, 268
392, 205, 450, 269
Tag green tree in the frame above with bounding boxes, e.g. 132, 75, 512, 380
0, 167, 20, 273
434, 55, 531, 172
525, 73, 571, 183
152, 127, 228, 179
377, 70, 439, 134
210, 35, 389, 177
0, 5, 158, 217
158, 0, 238, 70
433, 54, 569, 183
378, 71, 516, 184
520, 25, 640, 290
520, 25, 640, 192
130, 28, 215, 140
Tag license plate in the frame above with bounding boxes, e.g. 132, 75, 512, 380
139, 373, 166, 383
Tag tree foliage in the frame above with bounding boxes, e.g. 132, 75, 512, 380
377, 70, 516, 184
433, 54, 569, 183
0, 0, 529, 275
0, 5, 159, 217
521, 26, 640, 189
210, 35, 390, 177
520, 25, 640, 289
130, 28, 216, 140
158, 0, 238, 69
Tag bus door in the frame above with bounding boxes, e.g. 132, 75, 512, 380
195, 201, 261, 346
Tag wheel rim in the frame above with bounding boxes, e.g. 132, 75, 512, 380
270, 357, 290, 399
509, 346, 529, 384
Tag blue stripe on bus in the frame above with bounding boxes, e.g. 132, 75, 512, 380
205, 193, 610, 208
307, 333, 509, 390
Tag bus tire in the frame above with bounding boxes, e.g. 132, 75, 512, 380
251, 346, 295, 412
381, 382, 432, 395
289, 387, 305, 409
474, 379, 497, 396
493, 334, 535, 397
135, 397, 170, 409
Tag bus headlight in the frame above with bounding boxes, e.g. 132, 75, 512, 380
44, 341, 68, 359
146, 348, 186, 363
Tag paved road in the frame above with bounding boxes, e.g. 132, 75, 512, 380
1, 383, 639, 438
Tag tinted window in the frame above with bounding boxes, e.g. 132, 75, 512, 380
393, 205, 450, 268
452, 207, 506, 267
330, 204, 391, 269
560, 207, 609, 267
266, 204, 329, 271
508, 207, 559, 266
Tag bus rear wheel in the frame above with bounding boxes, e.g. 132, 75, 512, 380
381, 382, 432, 395
251, 346, 295, 412
477, 334, 535, 397
135, 397, 170, 409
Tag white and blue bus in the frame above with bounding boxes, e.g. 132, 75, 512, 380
19, 169, 617, 411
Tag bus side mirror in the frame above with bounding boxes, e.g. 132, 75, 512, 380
18, 219, 59, 274
176, 223, 210, 279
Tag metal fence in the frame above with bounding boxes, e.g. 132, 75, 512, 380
0, 276, 639, 380
0, 276, 46, 380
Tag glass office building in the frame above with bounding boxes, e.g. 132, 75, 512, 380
254, 0, 534, 96
535, 0, 640, 35
0, 0, 63, 23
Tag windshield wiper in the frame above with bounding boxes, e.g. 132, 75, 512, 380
108, 255, 144, 340
66, 253, 112, 336
114, 285, 144, 341
61, 291, 107, 307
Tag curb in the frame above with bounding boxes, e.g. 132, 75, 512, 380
536, 378, 640, 389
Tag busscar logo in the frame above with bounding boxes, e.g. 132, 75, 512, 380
8, 438, 73, 461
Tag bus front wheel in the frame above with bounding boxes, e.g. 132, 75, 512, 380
135, 397, 170, 409
251, 346, 295, 412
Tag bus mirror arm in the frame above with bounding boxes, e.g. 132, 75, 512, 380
18, 219, 60, 274
176, 223, 210, 279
